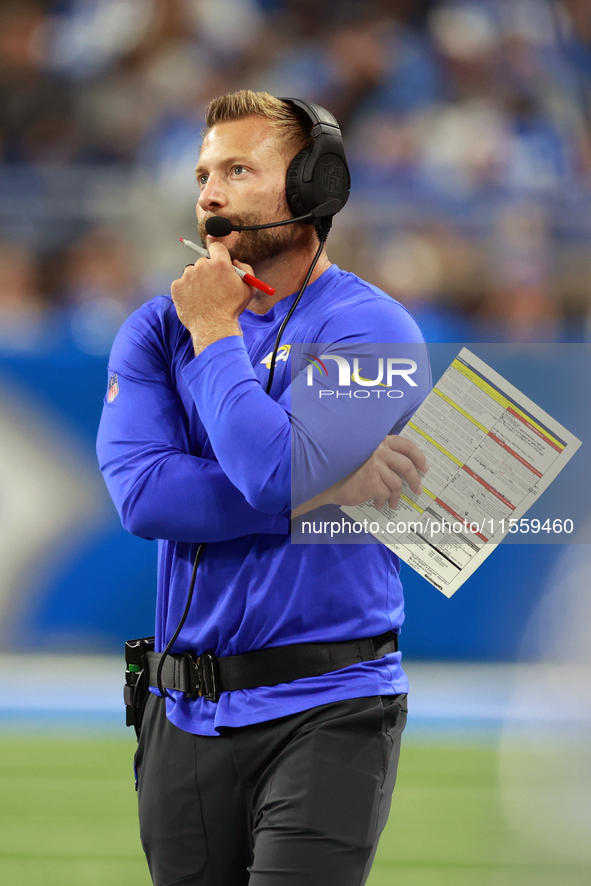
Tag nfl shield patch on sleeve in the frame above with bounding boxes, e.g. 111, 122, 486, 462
107, 373, 119, 403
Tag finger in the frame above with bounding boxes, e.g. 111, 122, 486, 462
207, 240, 232, 264
372, 477, 396, 512
385, 435, 429, 472
381, 452, 423, 496
375, 470, 403, 513
387, 489, 402, 511
371, 463, 403, 512
378, 461, 403, 495
233, 258, 254, 277
386, 435, 428, 471
181, 256, 207, 276
381, 446, 426, 493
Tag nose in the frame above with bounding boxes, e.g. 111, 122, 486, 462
197, 173, 228, 214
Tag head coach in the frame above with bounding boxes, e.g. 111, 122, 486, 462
97, 90, 430, 886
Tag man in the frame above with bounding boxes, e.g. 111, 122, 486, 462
97, 91, 430, 886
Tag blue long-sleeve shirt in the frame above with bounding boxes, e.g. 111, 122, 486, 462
97, 264, 430, 735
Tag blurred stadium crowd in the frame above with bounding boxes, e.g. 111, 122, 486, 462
2, 0, 591, 352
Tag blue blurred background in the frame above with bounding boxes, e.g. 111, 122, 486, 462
1, 0, 591, 661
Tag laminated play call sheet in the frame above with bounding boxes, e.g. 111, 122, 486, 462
341, 348, 581, 596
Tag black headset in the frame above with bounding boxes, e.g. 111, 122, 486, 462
278, 97, 351, 222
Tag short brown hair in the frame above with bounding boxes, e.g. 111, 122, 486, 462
204, 90, 312, 157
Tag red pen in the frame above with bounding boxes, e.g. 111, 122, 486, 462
179, 238, 275, 296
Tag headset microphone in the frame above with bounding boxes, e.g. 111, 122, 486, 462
204, 215, 238, 238
204, 198, 342, 239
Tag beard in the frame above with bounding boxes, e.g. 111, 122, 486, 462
197, 199, 302, 265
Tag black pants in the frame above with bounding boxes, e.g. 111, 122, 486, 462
135, 692, 407, 886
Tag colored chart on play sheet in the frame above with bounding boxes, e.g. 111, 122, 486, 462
342, 348, 581, 597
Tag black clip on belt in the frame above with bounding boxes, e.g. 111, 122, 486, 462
183, 651, 217, 701
146, 630, 399, 703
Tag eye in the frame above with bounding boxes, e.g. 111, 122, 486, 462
232, 165, 247, 176
197, 173, 208, 187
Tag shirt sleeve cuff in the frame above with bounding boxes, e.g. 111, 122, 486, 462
181, 335, 250, 390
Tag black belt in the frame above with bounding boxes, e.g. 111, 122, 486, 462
146, 631, 398, 702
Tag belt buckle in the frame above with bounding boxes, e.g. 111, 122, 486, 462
182, 651, 218, 702
198, 652, 218, 702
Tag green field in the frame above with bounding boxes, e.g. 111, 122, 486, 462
0, 735, 588, 886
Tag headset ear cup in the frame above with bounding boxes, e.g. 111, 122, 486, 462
285, 149, 312, 219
